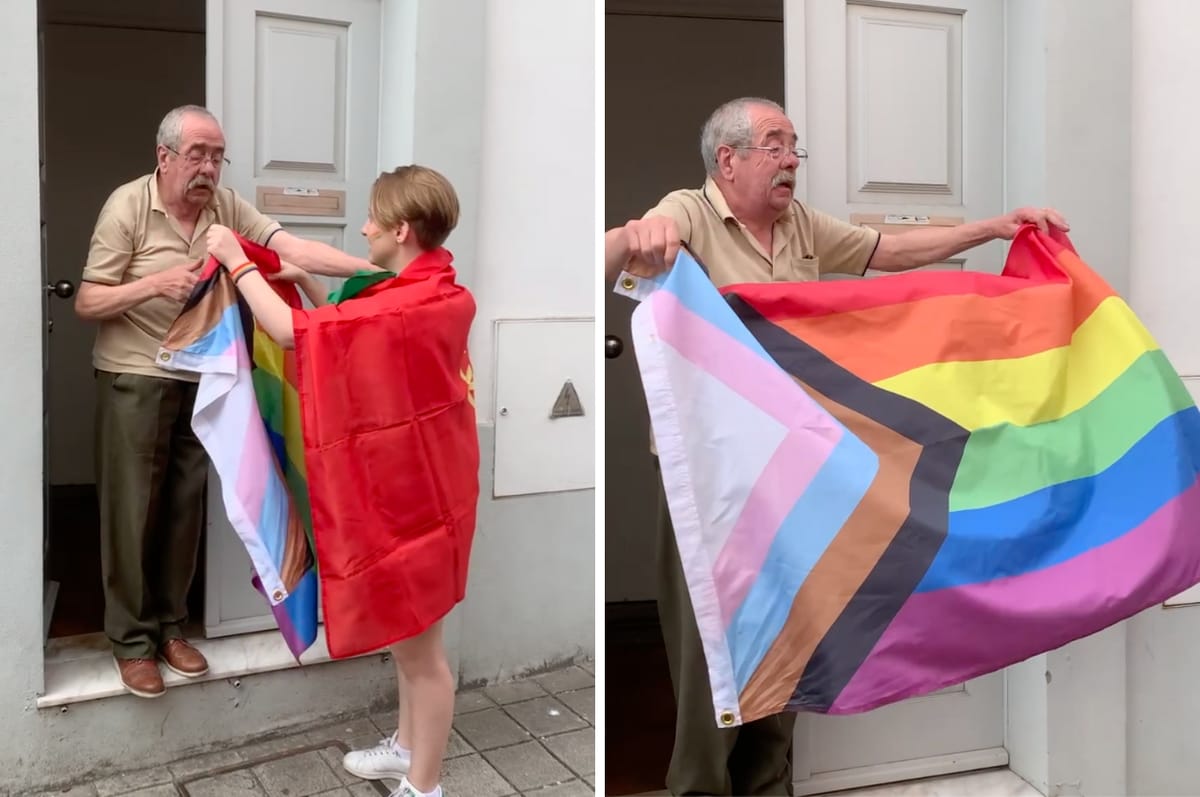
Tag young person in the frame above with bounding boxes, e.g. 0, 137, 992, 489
205, 165, 479, 797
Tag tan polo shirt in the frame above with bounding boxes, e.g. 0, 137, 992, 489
644, 177, 880, 288
82, 173, 281, 381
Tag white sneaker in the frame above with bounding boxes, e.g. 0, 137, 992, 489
342, 732, 411, 780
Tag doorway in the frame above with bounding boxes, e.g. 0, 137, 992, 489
603, 4, 786, 793
40, 0, 207, 641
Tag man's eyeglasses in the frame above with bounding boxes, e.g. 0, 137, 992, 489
733, 145, 809, 161
165, 146, 231, 168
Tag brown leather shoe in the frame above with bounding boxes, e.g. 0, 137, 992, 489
159, 638, 209, 678
114, 657, 165, 698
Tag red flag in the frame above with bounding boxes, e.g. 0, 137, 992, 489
292, 248, 480, 657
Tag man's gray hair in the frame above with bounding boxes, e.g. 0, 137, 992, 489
156, 105, 219, 150
700, 97, 786, 176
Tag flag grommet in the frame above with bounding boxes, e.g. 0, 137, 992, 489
622, 276, 636, 290
719, 711, 735, 726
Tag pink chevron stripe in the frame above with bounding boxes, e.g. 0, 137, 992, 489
236, 412, 272, 530
648, 292, 843, 624
651, 292, 843, 428
828, 475, 1200, 714
712, 431, 826, 625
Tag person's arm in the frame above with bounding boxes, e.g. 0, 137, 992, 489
267, 229, 382, 278
868, 206, 1070, 273
75, 262, 201, 321
294, 272, 330, 308
272, 261, 329, 308
604, 209, 688, 282
234, 268, 298, 349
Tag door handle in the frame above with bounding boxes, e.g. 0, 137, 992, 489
605, 334, 624, 359
46, 280, 75, 299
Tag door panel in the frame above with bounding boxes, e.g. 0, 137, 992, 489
203, 0, 380, 637
787, 0, 1007, 791
799, 0, 1007, 275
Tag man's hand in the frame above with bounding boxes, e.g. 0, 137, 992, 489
606, 216, 682, 281
992, 207, 1070, 239
152, 260, 203, 302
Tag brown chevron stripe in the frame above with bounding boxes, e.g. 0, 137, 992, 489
739, 379, 919, 719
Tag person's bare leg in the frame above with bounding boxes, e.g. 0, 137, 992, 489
391, 621, 454, 793
393, 655, 414, 752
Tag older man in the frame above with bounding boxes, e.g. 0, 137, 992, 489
605, 96, 1068, 796
75, 104, 375, 698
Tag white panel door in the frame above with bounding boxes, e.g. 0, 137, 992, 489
204, 0, 381, 636
785, 0, 1007, 792
797, 0, 1006, 276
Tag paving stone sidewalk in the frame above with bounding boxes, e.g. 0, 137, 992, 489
21, 663, 594, 797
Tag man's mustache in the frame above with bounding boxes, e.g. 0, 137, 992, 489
188, 176, 216, 191
772, 171, 795, 188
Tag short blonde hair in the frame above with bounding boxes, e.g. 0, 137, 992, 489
368, 165, 460, 250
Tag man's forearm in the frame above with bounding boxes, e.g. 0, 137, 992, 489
296, 239, 376, 277
75, 278, 160, 321
269, 231, 378, 278
869, 219, 998, 272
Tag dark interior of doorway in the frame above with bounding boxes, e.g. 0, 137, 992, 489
46, 486, 206, 638
606, 602, 675, 795
41, 2, 208, 640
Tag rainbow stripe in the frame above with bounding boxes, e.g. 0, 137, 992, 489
629, 227, 1200, 726
158, 264, 318, 659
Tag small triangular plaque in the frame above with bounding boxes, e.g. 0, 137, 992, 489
550, 379, 585, 419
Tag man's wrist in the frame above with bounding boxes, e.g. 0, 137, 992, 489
982, 215, 1007, 241
146, 271, 165, 297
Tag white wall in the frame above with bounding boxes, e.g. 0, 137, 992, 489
1126, 2, 1200, 795
459, 427, 595, 683
469, 0, 596, 423
378, 0, 486, 291
0, 0, 51, 721
454, 0, 596, 680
